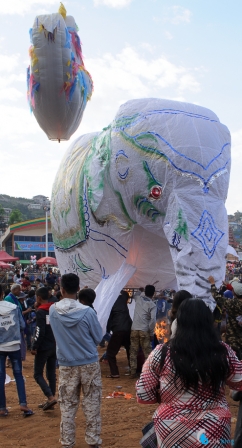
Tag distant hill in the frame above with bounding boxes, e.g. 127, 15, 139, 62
0, 194, 47, 222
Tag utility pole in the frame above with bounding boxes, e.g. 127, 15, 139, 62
43, 199, 51, 257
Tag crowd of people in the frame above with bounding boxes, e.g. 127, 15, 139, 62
226, 260, 242, 281
1, 271, 242, 447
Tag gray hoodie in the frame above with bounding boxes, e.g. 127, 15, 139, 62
49, 298, 103, 366
0, 301, 25, 351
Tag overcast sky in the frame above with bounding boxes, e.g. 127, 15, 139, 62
0, 0, 241, 214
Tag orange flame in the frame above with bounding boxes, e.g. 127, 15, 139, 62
155, 320, 169, 343
107, 392, 133, 399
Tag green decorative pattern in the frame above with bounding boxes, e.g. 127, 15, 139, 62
84, 127, 112, 212
175, 209, 189, 241
51, 137, 93, 249
134, 195, 164, 222
114, 114, 139, 129
73, 254, 93, 273
143, 161, 161, 190
113, 189, 136, 226
119, 130, 168, 161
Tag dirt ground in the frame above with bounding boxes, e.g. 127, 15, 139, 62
0, 347, 239, 448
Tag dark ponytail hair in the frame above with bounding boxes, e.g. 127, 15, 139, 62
169, 299, 230, 396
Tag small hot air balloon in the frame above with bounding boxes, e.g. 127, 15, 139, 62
27, 3, 93, 141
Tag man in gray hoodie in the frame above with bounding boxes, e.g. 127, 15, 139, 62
49, 273, 103, 448
0, 285, 33, 417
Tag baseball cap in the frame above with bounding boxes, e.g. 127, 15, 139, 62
18, 292, 28, 299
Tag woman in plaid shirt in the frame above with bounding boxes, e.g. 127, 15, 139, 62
136, 298, 242, 448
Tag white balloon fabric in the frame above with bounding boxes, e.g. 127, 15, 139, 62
226, 245, 238, 258
95, 261, 136, 334
27, 3, 93, 141
51, 98, 231, 316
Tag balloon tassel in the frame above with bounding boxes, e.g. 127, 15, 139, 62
59, 2, 67, 19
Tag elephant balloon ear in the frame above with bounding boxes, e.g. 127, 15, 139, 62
84, 126, 112, 213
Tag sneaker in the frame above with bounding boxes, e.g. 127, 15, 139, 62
38, 402, 46, 408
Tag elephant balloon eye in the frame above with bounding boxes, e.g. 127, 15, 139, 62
149, 185, 162, 199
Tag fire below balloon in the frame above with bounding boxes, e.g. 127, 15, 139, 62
155, 320, 169, 343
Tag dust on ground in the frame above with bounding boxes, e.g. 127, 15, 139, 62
0, 347, 239, 448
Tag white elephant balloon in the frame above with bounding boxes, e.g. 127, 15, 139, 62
51, 98, 231, 318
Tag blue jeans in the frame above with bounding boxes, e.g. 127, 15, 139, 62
0, 350, 27, 410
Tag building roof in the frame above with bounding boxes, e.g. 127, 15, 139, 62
0, 217, 51, 246
10, 217, 50, 232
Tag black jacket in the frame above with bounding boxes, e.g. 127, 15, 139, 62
107, 293, 132, 333
32, 303, 56, 351
46, 273, 57, 286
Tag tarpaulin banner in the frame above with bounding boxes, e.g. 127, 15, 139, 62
14, 241, 55, 252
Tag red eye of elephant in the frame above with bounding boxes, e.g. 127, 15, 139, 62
150, 185, 162, 199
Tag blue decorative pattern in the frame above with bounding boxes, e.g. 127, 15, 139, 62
113, 109, 219, 132
115, 149, 129, 159
113, 109, 230, 193
64, 28, 71, 48
121, 129, 229, 193
89, 228, 127, 258
172, 231, 181, 249
118, 168, 129, 179
83, 182, 90, 238
191, 210, 224, 259
135, 197, 162, 221
131, 131, 229, 171
96, 259, 109, 279
29, 28, 33, 44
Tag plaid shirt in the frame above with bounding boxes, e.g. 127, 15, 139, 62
136, 343, 242, 447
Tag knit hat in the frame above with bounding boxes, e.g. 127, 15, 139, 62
223, 290, 233, 299
231, 282, 242, 297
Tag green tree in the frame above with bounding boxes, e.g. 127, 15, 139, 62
0, 204, 4, 219
0, 204, 7, 232
234, 211, 242, 222
9, 209, 23, 225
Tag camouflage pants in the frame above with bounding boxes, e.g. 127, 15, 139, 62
129, 330, 151, 375
58, 361, 102, 447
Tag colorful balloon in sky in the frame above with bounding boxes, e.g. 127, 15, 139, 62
27, 3, 93, 141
